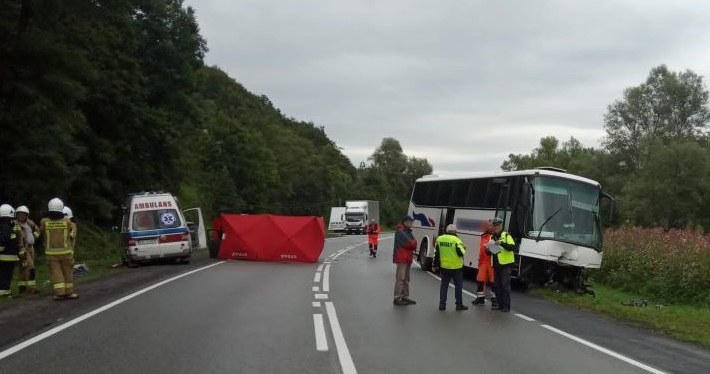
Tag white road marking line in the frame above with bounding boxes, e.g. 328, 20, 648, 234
312, 301, 321, 308
323, 264, 331, 292
514, 313, 535, 322
0, 261, 225, 361
313, 314, 329, 352
313, 313, 328, 352
312, 286, 320, 292
325, 302, 357, 374
425, 268, 667, 373
540, 325, 668, 374
317, 264, 324, 272
315, 293, 329, 300
314, 272, 322, 283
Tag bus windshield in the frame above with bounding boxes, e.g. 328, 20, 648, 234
529, 177, 602, 250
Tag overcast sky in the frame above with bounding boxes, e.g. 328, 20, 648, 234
184, 0, 710, 175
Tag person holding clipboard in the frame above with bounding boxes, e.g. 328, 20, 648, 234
487, 218, 516, 312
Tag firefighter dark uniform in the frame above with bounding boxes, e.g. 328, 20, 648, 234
0, 205, 24, 297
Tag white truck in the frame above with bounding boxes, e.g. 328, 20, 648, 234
327, 207, 347, 232
344, 200, 380, 234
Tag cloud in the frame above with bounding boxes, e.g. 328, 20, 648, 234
186, 0, 710, 173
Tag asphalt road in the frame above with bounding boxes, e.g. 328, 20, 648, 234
0, 235, 708, 373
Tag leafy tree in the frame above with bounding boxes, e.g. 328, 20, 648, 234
359, 138, 432, 226
604, 65, 710, 170
621, 138, 709, 229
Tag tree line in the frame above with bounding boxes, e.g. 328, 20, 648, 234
0, 0, 430, 227
502, 65, 710, 230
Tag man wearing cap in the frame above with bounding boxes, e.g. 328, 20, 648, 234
489, 218, 516, 312
433, 224, 468, 311
392, 215, 417, 306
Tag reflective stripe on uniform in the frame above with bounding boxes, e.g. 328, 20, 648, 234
27, 280, 37, 286
45, 250, 73, 256
53, 283, 66, 289
0, 290, 11, 296
65, 283, 73, 288
17, 281, 28, 286
0, 254, 20, 261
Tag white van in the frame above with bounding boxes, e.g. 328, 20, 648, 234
120, 192, 192, 266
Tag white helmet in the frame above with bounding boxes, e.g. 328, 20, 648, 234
445, 224, 457, 234
0, 204, 15, 218
16, 205, 30, 215
48, 198, 64, 212
63, 206, 74, 219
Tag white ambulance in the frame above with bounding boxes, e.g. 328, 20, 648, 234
120, 192, 192, 266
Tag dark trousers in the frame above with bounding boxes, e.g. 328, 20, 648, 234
440, 268, 464, 305
0, 261, 18, 294
369, 244, 378, 255
493, 265, 512, 310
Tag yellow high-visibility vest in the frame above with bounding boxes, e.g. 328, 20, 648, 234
436, 234, 466, 269
496, 231, 516, 265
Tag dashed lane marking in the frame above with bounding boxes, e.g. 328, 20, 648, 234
322, 264, 331, 292
313, 314, 329, 352
541, 325, 668, 374
417, 261, 668, 374
314, 272, 322, 283
315, 294, 329, 300
312, 286, 320, 292
312, 302, 321, 308
514, 313, 535, 322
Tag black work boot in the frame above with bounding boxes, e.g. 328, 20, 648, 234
456, 304, 469, 311
439, 303, 446, 311
491, 298, 500, 310
472, 297, 485, 305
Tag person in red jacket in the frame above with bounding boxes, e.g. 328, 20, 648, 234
473, 219, 496, 307
366, 218, 381, 258
393, 215, 417, 306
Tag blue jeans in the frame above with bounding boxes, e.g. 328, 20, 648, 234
440, 268, 463, 305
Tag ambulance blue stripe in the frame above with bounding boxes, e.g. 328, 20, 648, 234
129, 228, 188, 238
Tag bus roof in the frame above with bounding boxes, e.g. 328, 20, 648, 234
415, 169, 601, 187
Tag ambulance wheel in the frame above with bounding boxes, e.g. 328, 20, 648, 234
175, 256, 191, 264
124, 254, 139, 268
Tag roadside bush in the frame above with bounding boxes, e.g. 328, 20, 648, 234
73, 223, 122, 264
598, 227, 710, 307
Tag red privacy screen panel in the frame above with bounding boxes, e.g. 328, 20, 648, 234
214, 214, 325, 263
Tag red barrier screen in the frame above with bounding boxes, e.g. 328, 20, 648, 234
214, 214, 325, 263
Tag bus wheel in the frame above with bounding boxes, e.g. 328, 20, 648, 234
418, 241, 431, 271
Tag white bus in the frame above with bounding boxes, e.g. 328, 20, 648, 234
409, 168, 613, 291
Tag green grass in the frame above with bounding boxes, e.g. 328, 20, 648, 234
0, 224, 123, 305
531, 284, 710, 348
